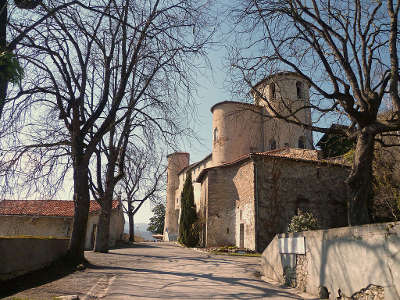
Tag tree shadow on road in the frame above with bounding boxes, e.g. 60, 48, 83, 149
94, 252, 249, 269
111, 241, 162, 249
0, 258, 76, 298
85, 263, 316, 299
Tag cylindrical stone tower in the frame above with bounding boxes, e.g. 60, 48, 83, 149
211, 101, 263, 165
252, 72, 313, 149
163, 152, 189, 241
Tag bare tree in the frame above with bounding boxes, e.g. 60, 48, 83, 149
118, 146, 165, 242
88, 96, 174, 252
0, 0, 82, 121
229, 0, 400, 225
3, 0, 213, 263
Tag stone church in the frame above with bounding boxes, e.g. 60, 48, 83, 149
163, 72, 350, 252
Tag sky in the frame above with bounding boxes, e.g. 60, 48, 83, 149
135, 45, 230, 224
136, 4, 235, 224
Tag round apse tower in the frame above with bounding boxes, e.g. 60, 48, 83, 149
211, 101, 263, 165
164, 152, 189, 241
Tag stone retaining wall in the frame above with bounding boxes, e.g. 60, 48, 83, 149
0, 236, 69, 281
261, 222, 400, 300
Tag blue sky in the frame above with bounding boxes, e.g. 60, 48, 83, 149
136, 44, 230, 224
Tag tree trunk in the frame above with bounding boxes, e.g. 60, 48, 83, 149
346, 128, 375, 226
67, 161, 90, 264
94, 193, 112, 253
94, 149, 118, 253
0, 0, 8, 119
129, 210, 135, 242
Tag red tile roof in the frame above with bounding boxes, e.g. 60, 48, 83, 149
0, 200, 120, 217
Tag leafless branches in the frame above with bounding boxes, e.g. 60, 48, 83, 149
1, 0, 214, 260
229, 0, 400, 225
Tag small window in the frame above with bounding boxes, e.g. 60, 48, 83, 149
227, 228, 230, 234
269, 139, 277, 150
213, 127, 218, 142
298, 136, 305, 149
270, 83, 276, 99
296, 81, 304, 99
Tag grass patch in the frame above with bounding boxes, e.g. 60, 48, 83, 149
211, 251, 261, 257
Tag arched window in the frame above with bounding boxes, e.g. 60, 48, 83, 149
296, 81, 304, 99
269, 139, 277, 150
213, 127, 218, 142
298, 136, 305, 149
270, 83, 276, 99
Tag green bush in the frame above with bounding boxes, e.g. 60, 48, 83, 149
147, 203, 165, 234
288, 210, 318, 233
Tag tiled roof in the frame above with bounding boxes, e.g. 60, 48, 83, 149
210, 101, 261, 113
252, 72, 306, 90
178, 153, 212, 176
253, 148, 321, 161
0, 200, 120, 217
196, 148, 350, 183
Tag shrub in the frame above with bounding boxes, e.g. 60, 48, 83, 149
288, 210, 318, 233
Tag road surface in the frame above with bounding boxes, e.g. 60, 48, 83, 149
5, 242, 316, 299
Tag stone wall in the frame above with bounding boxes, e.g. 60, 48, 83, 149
0, 215, 71, 238
0, 237, 68, 281
174, 155, 212, 212
211, 102, 263, 165
234, 162, 256, 250
84, 208, 125, 250
206, 161, 255, 248
0, 209, 124, 251
255, 157, 349, 252
199, 176, 208, 247
261, 222, 400, 300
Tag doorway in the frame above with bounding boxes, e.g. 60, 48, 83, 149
239, 223, 244, 248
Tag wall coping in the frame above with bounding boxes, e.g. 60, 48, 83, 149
0, 235, 70, 240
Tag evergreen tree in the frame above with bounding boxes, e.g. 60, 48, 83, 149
147, 204, 165, 234
178, 172, 199, 247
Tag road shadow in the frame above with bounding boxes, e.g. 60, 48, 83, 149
85, 263, 312, 299
0, 258, 75, 298
111, 241, 162, 249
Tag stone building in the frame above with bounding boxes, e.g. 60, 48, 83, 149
164, 72, 350, 252
0, 199, 124, 250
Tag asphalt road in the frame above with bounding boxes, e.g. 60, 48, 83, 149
4, 242, 317, 299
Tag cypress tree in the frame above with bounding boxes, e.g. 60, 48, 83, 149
178, 172, 199, 247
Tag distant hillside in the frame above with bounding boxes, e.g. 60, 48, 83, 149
124, 222, 156, 241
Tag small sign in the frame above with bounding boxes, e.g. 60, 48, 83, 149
278, 237, 305, 254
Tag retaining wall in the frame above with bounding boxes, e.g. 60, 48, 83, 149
0, 236, 69, 281
261, 222, 400, 300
